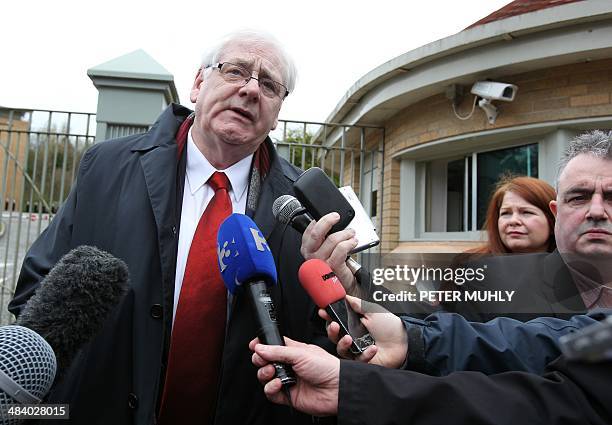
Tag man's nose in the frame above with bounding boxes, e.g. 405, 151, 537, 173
586, 194, 607, 221
239, 77, 261, 101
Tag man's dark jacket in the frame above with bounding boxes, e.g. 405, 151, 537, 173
401, 311, 600, 376
339, 342, 612, 425
9, 104, 325, 425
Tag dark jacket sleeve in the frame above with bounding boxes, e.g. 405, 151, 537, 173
402, 311, 601, 375
338, 355, 612, 425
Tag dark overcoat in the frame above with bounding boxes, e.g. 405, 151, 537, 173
9, 104, 326, 425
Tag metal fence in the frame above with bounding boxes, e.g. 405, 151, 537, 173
0, 107, 384, 324
0, 108, 96, 324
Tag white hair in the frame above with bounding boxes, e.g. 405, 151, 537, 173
200, 29, 297, 95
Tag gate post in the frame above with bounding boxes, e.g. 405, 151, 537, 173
87, 49, 179, 141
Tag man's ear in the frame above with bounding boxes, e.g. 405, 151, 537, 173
549, 200, 558, 218
190, 68, 204, 104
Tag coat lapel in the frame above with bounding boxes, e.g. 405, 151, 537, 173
134, 105, 191, 294
140, 144, 179, 287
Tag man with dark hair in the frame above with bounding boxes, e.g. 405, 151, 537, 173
550, 129, 612, 308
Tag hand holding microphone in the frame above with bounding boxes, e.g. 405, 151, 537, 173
249, 336, 339, 417
273, 167, 380, 293
299, 213, 362, 296
273, 195, 360, 295
299, 259, 374, 355
217, 213, 296, 398
321, 295, 409, 369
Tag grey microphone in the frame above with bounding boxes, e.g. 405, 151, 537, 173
272, 195, 362, 275
0, 246, 128, 421
0, 325, 56, 424
16, 245, 130, 376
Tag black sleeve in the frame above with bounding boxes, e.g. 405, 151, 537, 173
338, 356, 612, 425
401, 312, 600, 375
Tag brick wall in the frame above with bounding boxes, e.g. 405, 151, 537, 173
379, 58, 612, 252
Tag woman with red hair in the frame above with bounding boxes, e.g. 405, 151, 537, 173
471, 176, 557, 254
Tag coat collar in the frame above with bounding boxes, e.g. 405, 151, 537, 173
131, 104, 192, 153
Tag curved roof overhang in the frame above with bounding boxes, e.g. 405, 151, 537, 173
316, 0, 612, 146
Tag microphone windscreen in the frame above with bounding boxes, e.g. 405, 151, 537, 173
16, 245, 129, 376
217, 213, 277, 294
298, 259, 346, 308
272, 195, 303, 224
0, 325, 56, 410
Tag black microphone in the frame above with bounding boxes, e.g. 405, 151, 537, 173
217, 214, 296, 392
16, 245, 129, 376
272, 194, 362, 275
272, 194, 313, 233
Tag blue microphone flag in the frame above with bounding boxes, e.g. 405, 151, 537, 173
217, 213, 278, 294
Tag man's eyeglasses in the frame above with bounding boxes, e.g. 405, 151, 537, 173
206, 62, 289, 100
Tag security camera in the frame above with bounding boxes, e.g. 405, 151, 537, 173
471, 81, 517, 102
477, 99, 499, 125
470, 81, 518, 124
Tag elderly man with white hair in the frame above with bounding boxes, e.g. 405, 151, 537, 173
10, 30, 328, 425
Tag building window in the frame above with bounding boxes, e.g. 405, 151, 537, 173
370, 189, 378, 217
424, 143, 538, 232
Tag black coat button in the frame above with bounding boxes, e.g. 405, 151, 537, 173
127, 393, 138, 409
150, 304, 163, 319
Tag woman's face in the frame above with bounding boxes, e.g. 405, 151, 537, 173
497, 191, 551, 253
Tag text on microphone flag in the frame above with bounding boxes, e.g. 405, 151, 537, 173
217, 213, 278, 294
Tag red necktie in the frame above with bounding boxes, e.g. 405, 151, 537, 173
158, 171, 232, 425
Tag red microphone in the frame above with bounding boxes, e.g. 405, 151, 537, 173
299, 259, 374, 354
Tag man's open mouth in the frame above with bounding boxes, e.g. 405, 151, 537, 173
230, 107, 254, 121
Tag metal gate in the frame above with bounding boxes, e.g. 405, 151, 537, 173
0, 107, 384, 325
0, 107, 95, 324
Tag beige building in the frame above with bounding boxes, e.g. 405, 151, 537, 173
319, 0, 612, 254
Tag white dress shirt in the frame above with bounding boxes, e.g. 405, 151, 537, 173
173, 127, 253, 324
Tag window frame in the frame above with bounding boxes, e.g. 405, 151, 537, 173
397, 125, 588, 242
